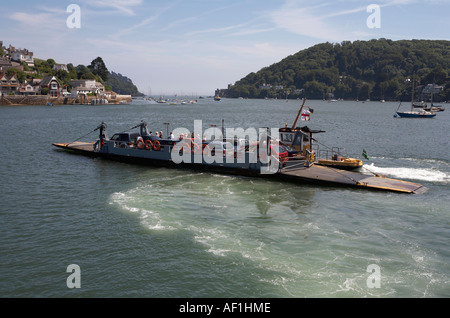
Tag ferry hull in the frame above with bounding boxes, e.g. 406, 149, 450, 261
53, 142, 427, 194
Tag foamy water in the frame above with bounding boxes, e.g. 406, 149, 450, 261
364, 163, 450, 183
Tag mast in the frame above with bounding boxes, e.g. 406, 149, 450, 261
430, 82, 434, 107
410, 76, 415, 112
292, 99, 306, 129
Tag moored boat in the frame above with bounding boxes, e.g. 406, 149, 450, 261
396, 77, 436, 118
395, 110, 436, 118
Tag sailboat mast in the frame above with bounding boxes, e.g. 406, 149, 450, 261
411, 77, 415, 111
430, 83, 434, 106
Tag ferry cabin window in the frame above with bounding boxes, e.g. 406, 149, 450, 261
281, 133, 293, 143
303, 135, 310, 143
110, 134, 132, 142
292, 133, 304, 146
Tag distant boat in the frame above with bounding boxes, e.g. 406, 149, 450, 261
413, 84, 445, 112
157, 96, 169, 103
214, 96, 221, 101
395, 77, 436, 118
413, 102, 445, 112
430, 104, 445, 112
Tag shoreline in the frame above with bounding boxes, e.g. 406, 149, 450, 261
0, 94, 132, 106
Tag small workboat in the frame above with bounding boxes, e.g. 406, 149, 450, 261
317, 156, 363, 170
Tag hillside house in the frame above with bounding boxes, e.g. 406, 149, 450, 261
10, 47, 34, 67
39, 75, 62, 97
422, 83, 445, 95
70, 79, 105, 97
259, 84, 272, 90
18, 82, 37, 95
0, 73, 20, 95
0, 58, 23, 72
53, 64, 68, 72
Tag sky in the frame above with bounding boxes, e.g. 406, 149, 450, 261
1, 0, 449, 96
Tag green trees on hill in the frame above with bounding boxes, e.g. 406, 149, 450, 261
106, 72, 142, 96
226, 39, 450, 101
88, 57, 109, 82
28, 56, 142, 95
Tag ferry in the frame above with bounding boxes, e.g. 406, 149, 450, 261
54, 121, 280, 176
53, 119, 427, 194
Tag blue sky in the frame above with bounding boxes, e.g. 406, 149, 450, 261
1, 0, 449, 96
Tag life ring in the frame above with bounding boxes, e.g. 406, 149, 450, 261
145, 140, 153, 150
192, 143, 201, 154
182, 142, 190, 153
153, 140, 161, 151
137, 139, 145, 149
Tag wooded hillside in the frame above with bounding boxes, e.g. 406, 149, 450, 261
226, 39, 450, 101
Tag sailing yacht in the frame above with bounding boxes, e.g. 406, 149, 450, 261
396, 78, 436, 118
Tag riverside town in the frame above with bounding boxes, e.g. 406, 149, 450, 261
0, 41, 132, 106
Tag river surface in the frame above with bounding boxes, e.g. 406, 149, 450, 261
1, 98, 449, 297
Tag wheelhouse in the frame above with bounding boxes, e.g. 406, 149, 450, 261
279, 126, 325, 155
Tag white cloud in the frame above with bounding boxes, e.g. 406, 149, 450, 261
267, 0, 421, 42
187, 23, 251, 37
270, 6, 346, 42
10, 11, 63, 28
111, 15, 159, 40
228, 27, 276, 37
215, 42, 297, 60
82, 0, 143, 16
